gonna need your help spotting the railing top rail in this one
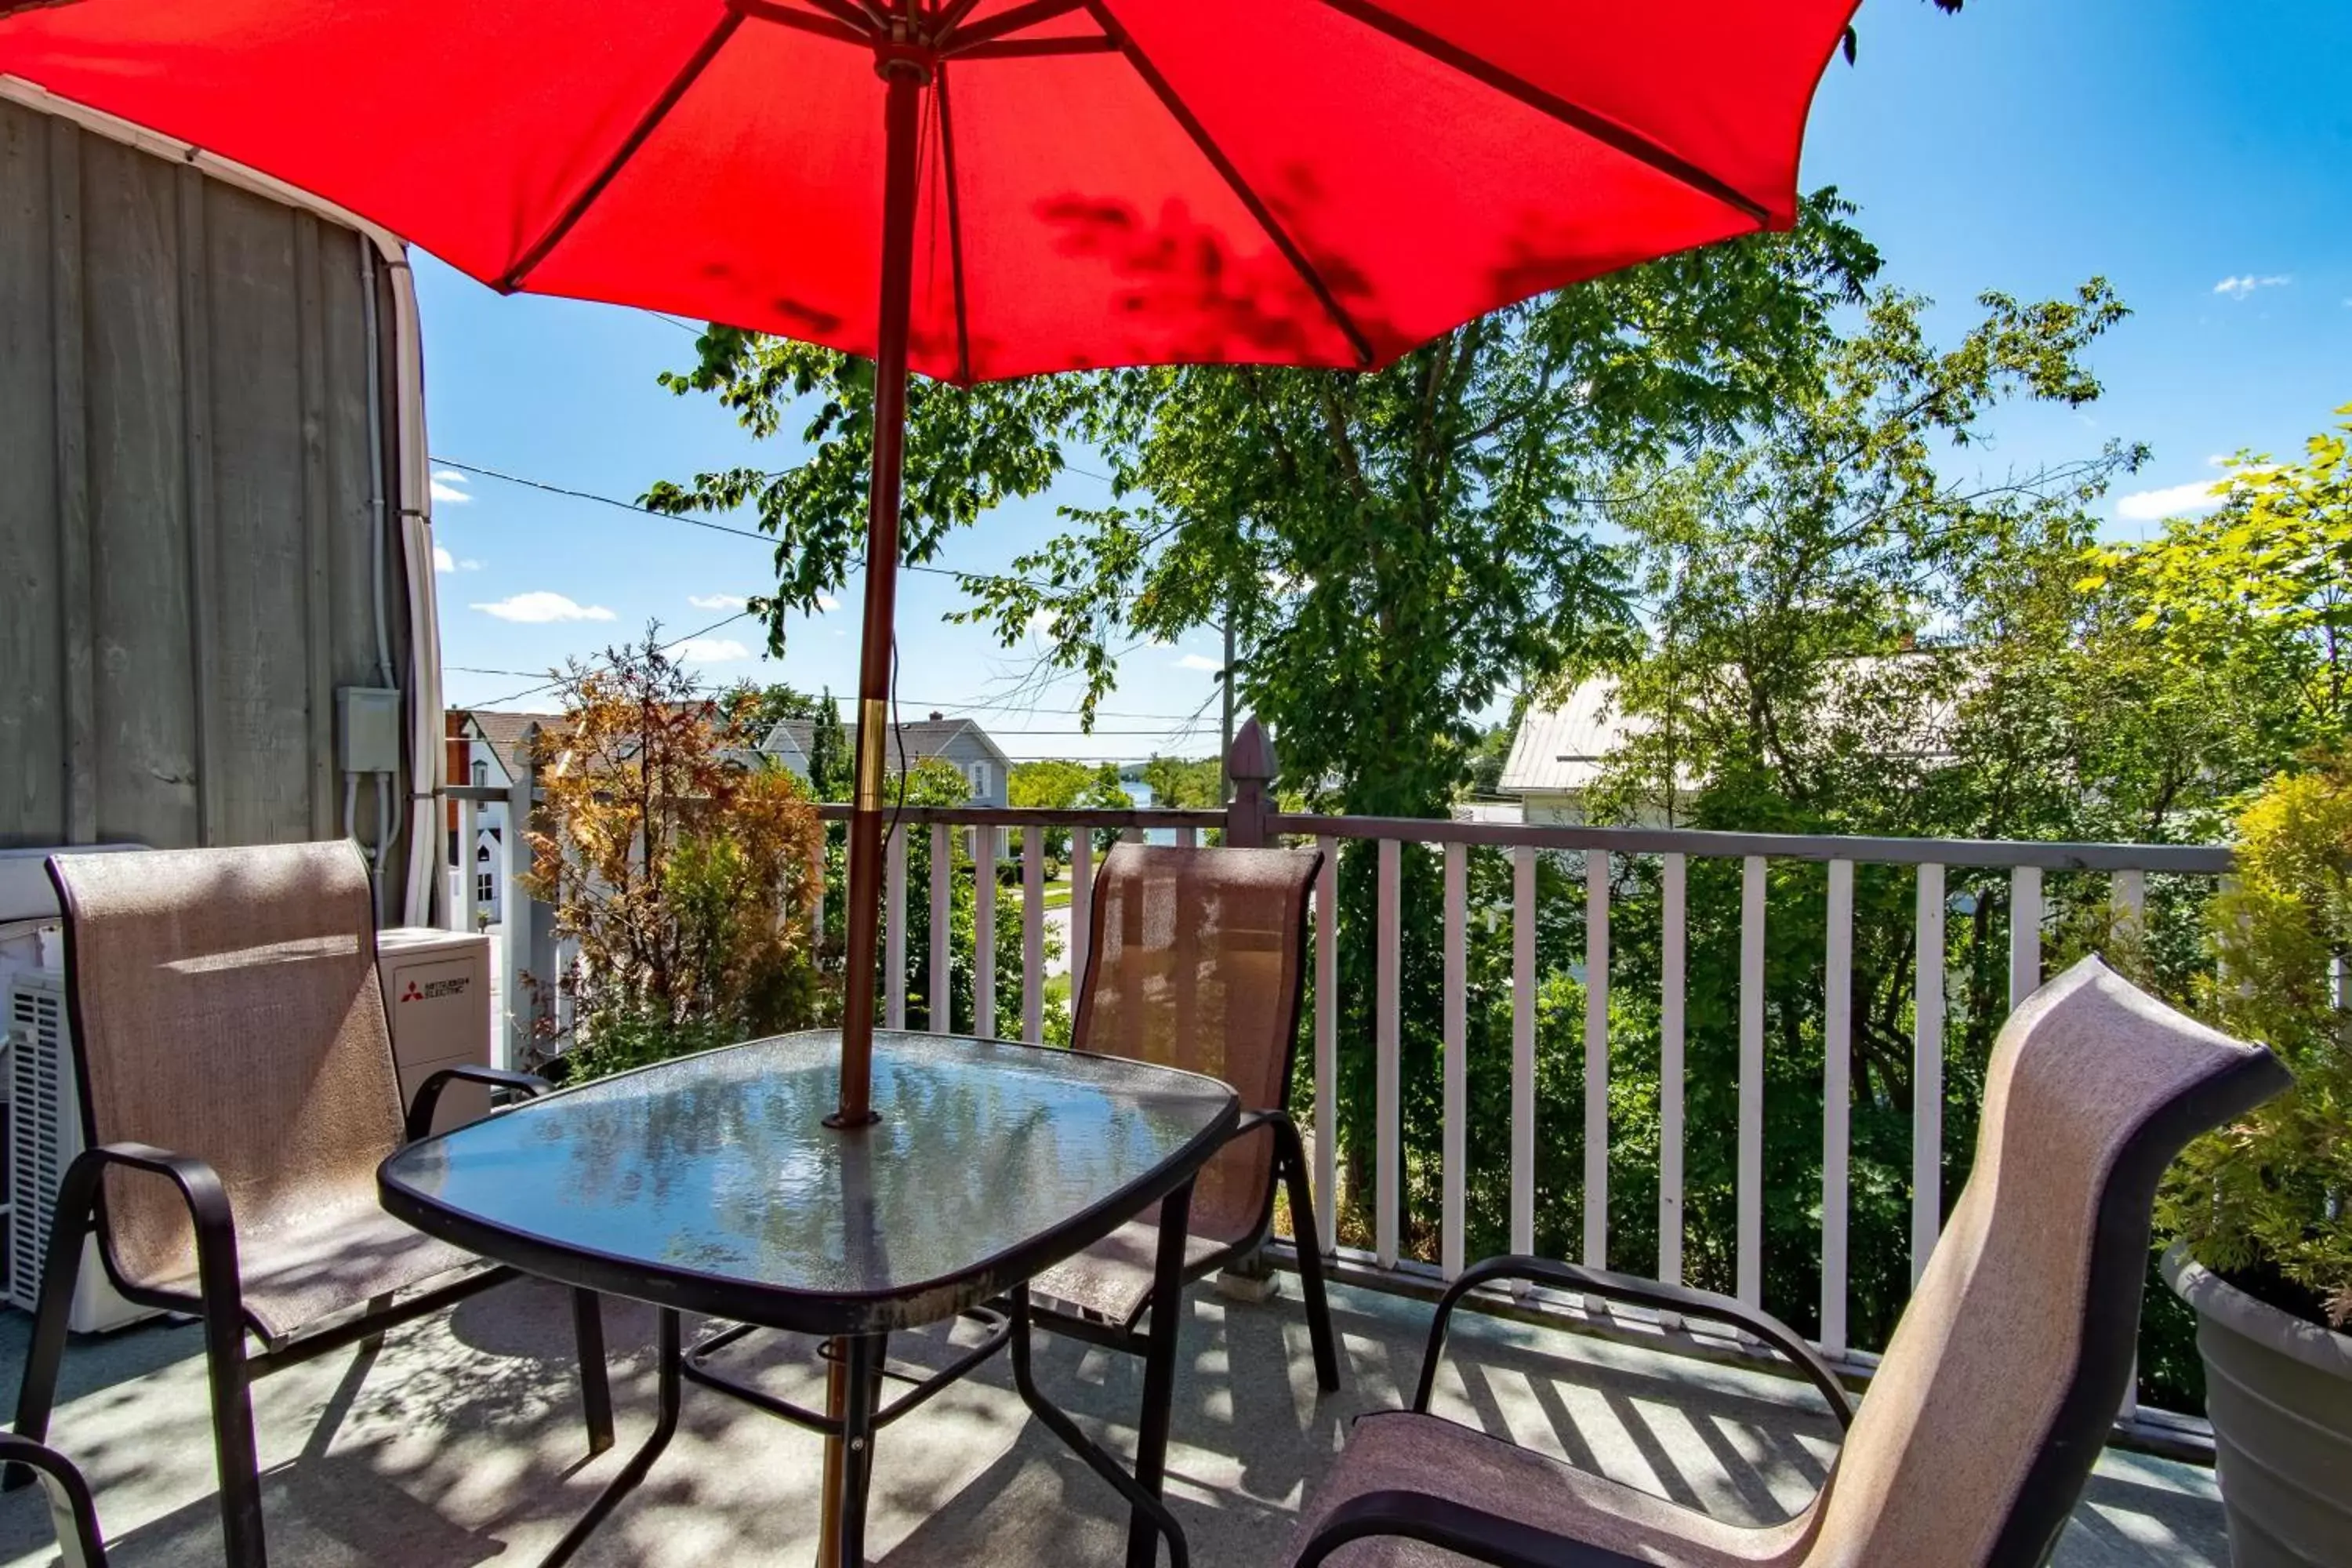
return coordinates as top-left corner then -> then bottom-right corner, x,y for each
1264,812 -> 2234,873
808,803 -> 1231,830
444,784 -> 510,804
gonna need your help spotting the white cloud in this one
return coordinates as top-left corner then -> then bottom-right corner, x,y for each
430,468 -> 472,504
471,591 -> 615,623
672,637 -> 752,663
816,593 -> 842,612
2212,274 -> 2289,299
1174,652 -> 1221,672
2114,478 -> 2229,522
687,593 -> 746,612
434,546 -> 482,573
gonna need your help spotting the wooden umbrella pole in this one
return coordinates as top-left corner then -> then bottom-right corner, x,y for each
832,49 -> 926,1131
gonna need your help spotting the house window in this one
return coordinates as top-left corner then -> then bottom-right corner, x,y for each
471,759 -> 488,788
967,760 -> 993,798
476,871 -> 495,906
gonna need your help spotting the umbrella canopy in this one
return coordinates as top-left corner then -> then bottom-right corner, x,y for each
0,0 -> 1855,384
1,0 -> 1860,1126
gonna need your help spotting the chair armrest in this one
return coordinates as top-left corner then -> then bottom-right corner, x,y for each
1416,1256 -> 1855,1432
1293,1489 -> 1650,1568
67,1142 -> 241,1308
0,1435 -> 109,1568
405,1065 -> 554,1142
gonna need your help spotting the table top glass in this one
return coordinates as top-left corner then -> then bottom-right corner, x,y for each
378,1030 -> 1237,1333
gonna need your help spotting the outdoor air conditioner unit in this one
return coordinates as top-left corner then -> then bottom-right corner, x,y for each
377,927 -> 495,1134
5,971 -> 158,1334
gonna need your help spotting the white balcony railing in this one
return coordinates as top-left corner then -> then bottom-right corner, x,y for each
441,739 -> 2233,1448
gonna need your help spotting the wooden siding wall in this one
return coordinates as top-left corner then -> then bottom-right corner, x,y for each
0,99 -> 415,908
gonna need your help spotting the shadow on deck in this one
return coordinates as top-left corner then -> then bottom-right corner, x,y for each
0,1276 -> 2224,1566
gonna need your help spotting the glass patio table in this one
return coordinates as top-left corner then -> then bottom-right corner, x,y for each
379,1029 -> 1237,1568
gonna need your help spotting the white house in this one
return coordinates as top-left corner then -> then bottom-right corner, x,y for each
445,710 -> 568,924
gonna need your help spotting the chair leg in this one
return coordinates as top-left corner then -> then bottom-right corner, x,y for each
1275,1131 -> 1342,1392
568,1289 -> 615,1455
1126,1179 -> 1195,1568
0,1434 -> 111,1568
6,1155 -> 103,1490
198,1274 -> 267,1568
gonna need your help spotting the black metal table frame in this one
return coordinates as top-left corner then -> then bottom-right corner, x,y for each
379,1037 -> 1236,1568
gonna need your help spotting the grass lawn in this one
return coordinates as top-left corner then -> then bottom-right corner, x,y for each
1042,876 -> 1074,910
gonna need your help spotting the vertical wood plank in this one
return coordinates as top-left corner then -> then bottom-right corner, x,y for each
1822,858 -> 1853,1357
1442,841 -> 1467,1279
1913,862 -> 1945,1286
175,163 -> 220,847
0,101 -> 68,844
1174,824 -> 1197,849
974,823 -> 997,1039
1512,844 -> 1536,1259
929,822 -> 952,1033
1584,850 -> 1610,1270
294,212 -> 335,840
884,823 -> 906,1031
501,771 -> 533,1070
53,120 -> 96,844
2111,867 -> 2146,946
1738,855 -> 1766,1309
2009,865 -> 2043,1012
1022,822 -> 1044,1043
1314,835 -> 1338,1255
1375,836 -> 1401,1269
1659,854 -> 1686,1287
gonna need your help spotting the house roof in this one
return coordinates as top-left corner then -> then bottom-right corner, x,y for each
1500,677 -> 1643,794
761,716 -> 1004,769
462,710 -> 569,774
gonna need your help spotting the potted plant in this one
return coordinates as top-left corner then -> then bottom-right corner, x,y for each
2157,757 -> 2352,1567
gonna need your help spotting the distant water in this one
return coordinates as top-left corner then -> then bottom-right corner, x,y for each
1119,778 -> 1178,846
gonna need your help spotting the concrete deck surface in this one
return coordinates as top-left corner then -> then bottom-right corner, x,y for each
0,1276 -> 2227,1566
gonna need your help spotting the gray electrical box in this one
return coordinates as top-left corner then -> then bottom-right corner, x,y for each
336,687 -> 404,774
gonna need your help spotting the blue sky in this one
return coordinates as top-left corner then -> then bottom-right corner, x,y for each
427,0 -> 2352,760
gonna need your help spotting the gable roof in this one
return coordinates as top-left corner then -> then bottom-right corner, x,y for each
1501,677 -> 1643,794
761,716 -> 1005,770
462,710 -> 569,774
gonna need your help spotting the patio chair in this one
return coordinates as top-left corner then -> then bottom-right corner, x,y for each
0,1433 -> 110,1568
1018,843 -> 1339,1558
1283,955 -> 2289,1568
9,841 -> 614,1568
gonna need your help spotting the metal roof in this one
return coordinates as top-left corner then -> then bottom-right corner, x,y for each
1499,677 -> 1643,793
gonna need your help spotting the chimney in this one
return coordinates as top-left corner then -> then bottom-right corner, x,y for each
928,710 -> 943,722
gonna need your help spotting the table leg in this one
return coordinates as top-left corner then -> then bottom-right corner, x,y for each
1127,1179 -> 1194,1568
837,1334 -> 880,1567
541,1308 -> 681,1568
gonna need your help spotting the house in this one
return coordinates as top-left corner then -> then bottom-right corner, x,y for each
1503,657 -> 1964,826
442,710 -> 568,924
760,711 -> 1011,808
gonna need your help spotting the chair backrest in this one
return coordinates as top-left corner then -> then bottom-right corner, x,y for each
1803,956 -> 2288,1568
1073,843 -> 1321,1248
48,840 -> 406,1293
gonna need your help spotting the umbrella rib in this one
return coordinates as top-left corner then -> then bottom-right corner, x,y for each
1314,0 -> 1771,225
498,11 -> 749,292
1083,1 -> 1375,368
937,63 -> 975,384
943,0 -> 1087,52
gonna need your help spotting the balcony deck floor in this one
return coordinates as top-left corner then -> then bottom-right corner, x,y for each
0,1276 -> 2225,1566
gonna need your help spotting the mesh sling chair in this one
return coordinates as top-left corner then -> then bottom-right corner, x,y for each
1017,843 -> 1341,1564
1285,956 -> 2290,1568
9,841 -> 615,1568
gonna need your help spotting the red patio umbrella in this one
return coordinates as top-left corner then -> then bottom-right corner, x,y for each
0,0 -> 1860,1127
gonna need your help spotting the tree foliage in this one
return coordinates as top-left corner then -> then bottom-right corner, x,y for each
524,630 -> 825,1077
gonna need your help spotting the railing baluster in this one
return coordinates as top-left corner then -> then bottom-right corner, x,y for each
1376,836 -> 1402,1270
1659,852 -> 1686,1288
884,824 -> 906,1031
808,829 -> 826,941
2111,866 -> 2146,946
974,824 -> 997,1039
1442,841 -> 1467,1280
930,822 -> 952,1033
1822,858 -> 1853,1358
2009,865 -> 2042,1011
1022,826 -> 1044,1042
452,793 -> 477,931
1738,854 -> 1765,1310
1583,849 -> 1610,1271
1175,824 -> 1197,849
1913,862 -> 1945,1287
1072,829 -> 1094,998
1512,844 -> 1536,1261
502,775 -> 534,1071
1315,835 -> 1338,1256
